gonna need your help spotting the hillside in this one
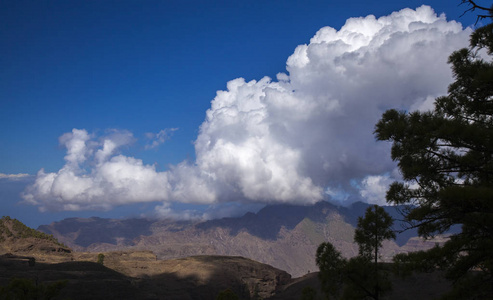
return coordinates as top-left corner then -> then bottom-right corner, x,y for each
0,251 -> 291,300
0,216 -> 454,299
0,216 -> 71,258
38,201 -> 443,277
0,217 -> 291,299
269,269 -> 452,300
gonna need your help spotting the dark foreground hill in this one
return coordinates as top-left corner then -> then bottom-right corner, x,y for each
0,251 -> 453,300
39,201 -> 447,277
270,268 -> 452,300
0,253 -> 291,300
0,217 -> 290,299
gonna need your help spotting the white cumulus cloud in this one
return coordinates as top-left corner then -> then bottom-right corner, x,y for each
24,6 -> 472,215
23,129 -> 171,211
359,174 -> 395,205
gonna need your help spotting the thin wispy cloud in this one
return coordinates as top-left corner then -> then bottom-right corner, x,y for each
23,6 -> 471,216
0,173 -> 32,181
145,128 -> 178,150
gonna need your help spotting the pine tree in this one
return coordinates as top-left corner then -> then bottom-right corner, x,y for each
353,205 -> 395,300
375,20 -> 493,298
316,205 -> 395,300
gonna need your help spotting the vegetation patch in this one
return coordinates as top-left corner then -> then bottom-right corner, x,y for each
0,216 -> 67,248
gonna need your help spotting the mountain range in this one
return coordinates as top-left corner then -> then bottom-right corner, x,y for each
38,201 -> 446,277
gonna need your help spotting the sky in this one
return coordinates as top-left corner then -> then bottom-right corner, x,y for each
0,0 -> 488,228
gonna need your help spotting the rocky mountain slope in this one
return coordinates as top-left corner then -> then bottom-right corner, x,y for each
0,216 -> 453,299
39,201 -> 443,277
0,216 -> 71,259
0,217 -> 291,299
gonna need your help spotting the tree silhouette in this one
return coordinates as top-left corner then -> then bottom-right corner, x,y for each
375,17 -> 493,298
316,205 -> 395,300
316,242 -> 346,299
353,205 -> 395,299
301,286 -> 317,300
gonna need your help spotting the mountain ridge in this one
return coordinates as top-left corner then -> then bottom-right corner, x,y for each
38,201 -> 438,277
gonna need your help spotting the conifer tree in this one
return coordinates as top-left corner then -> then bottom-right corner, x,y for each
375,14 -> 493,298
316,205 -> 395,300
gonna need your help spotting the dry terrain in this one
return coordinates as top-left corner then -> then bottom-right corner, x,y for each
39,201 -> 449,277
0,207 -> 456,299
1,216 -> 291,299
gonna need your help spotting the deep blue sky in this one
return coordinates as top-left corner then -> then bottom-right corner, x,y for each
0,0 -> 484,227
1,0 -> 480,174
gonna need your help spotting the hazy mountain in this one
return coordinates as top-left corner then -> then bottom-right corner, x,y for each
38,201 -> 441,277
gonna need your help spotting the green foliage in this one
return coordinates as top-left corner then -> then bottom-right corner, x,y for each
316,242 -> 346,299
354,205 -> 395,261
0,277 -> 67,300
97,253 -> 105,265
316,205 -> 395,300
216,288 -> 239,300
0,216 -> 66,248
300,286 -> 317,300
375,21 -> 493,298
393,245 -> 448,276
0,224 -> 9,242
343,256 -> 390,300
347,206 -> 394,300
0,217 -> 14,242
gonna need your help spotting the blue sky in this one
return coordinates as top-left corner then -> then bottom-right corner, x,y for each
0,1 -> 485,227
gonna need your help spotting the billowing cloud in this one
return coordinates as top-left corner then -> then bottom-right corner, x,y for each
192,5 -> 470,204
23,129 -> 171,211
24,6 -> 472,215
